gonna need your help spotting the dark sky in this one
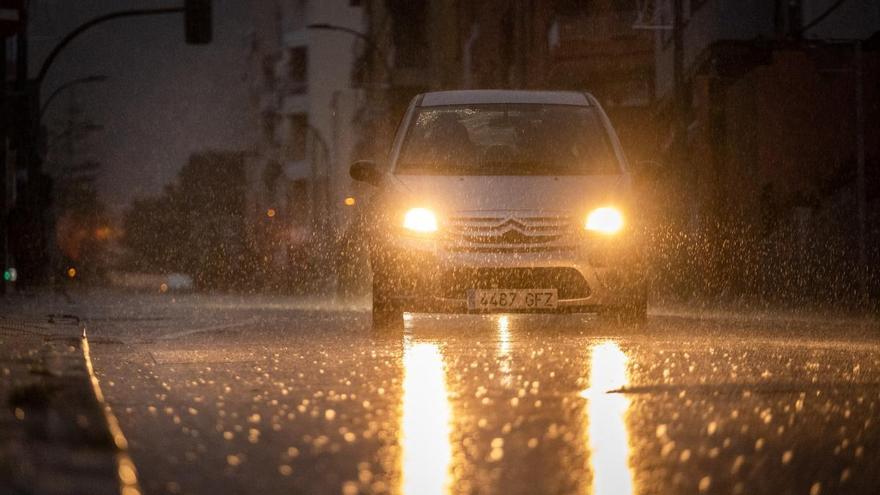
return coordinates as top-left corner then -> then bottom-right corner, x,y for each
30,0 -> 254,213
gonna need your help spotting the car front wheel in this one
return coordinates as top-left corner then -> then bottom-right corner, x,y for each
372,271 -> 404,331
602,300 -> 647,324
601,283 -> 648,324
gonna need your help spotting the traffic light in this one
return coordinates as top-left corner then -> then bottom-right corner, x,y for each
184,0 -> 212,44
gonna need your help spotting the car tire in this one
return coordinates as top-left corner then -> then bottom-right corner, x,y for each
372,271 -> 404,331
604,301 -> 647,324
601,286 -> 648,324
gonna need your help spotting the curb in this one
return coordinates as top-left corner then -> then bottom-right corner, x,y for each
0,313 -> 142,495
81,330 -> 143,495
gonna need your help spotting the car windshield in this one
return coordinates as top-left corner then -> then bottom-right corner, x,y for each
395,103 -> 619,175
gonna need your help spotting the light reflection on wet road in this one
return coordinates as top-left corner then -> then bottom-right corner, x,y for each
401,340 -> 452,495
584,342 -> 633,495
79,293 -> 879,495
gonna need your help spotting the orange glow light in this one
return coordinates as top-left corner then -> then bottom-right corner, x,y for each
266,208 -> 276,218
344,197 -> 356,206
67,267 -> 77,278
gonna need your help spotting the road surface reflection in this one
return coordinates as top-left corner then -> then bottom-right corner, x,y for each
397,318 -> 638,494
497,315 -> 513,386
583,341 -> 634,495
401,339 -> 453,494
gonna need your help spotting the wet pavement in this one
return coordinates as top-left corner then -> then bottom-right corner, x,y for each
70,291 -> 879,495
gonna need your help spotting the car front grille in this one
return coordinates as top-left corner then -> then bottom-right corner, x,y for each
444,212 -> 578,252
438,267 -> 591,300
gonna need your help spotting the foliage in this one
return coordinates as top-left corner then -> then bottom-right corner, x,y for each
121,151 -> 255,289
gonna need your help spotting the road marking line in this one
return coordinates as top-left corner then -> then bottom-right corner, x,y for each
82,329 -> 143,495
154,318 -> 260,341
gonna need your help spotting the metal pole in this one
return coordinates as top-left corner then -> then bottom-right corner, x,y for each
306,23 -> 392,87
15,17 -> 30,179
35,7 -> 184,88
19,5 -> 187,288
672,0 -> 688,219
854,41 -> 866,299
1,38 -> 7,293
39,75 -> 108,122
306,124 -> 330,226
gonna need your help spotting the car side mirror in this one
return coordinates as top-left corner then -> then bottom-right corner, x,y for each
350,160 -> 384,187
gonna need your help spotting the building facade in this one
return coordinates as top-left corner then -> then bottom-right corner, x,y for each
650,0 -> 880,298
246,0 -> 365,289
358,0 -> 657,162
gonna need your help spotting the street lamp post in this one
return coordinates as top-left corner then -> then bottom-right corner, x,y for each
306,23 -> 393,88
304,23 -> 395,287
39,75 -> 108,123
3,3 -> 212,292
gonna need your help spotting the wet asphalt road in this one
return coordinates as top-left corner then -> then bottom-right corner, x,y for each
74,292 -> 879,495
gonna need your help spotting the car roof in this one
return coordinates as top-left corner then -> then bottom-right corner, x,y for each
419,90 -> 593,107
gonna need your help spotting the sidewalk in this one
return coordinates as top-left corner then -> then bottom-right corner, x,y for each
1,292 -> 135,495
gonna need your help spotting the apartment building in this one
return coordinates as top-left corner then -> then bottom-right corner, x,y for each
647,0 -> 880,298
358,0 -> 657,161
651,0 -> 879,226
246,1 -> 364,287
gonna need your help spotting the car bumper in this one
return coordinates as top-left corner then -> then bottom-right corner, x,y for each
373,234 -> 645,313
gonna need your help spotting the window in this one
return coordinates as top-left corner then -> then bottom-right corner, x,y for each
553,0 -> 633,16
388,0 -> 429,68
287,46 -> 307,94
262,112 -> 279,144
690,0 -> 708,15
262,54 -> 276,90
282,114 -> 308,162
282,0 -> 307,32
287,179 -> 309,226
554,0 -> 590,16
397,104 -> 618,176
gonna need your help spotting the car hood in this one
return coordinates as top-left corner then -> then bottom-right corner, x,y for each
389,174 -> 628,214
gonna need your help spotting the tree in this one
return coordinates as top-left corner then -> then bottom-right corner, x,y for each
121,151 -> 253,289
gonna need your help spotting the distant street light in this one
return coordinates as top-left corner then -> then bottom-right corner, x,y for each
39,75 -> 109,122
306,23 -> 393,88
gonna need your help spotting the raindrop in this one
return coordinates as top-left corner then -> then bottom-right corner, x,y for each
698,476 -> 711,492
781,450 -> 793,464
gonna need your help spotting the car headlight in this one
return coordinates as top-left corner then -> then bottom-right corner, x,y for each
403,207 -> 438,233
585,207 -> 624,234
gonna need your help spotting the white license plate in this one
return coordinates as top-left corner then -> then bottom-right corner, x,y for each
467,289 -> 558,311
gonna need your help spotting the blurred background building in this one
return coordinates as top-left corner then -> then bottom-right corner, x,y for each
357,0 -> 656,162
649,0 -> 880,299
3,0 -> 878,302
349,0 -> 879,302
245,0 -> 364,290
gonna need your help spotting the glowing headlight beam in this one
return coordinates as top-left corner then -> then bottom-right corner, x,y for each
403,208 -> 439,233
585,207 -> 624,235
